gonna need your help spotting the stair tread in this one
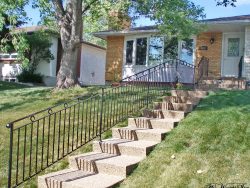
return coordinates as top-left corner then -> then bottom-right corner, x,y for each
131,117 -> 179,122
135,128 -> 171,134
95,138 -> 158,148
43,169 -> 95,182
96,155 -> 143,166
42,169 -> 124,188
67,173 -> 124,188
93,138 -> 132,145
118,140 -> 158,148
73,152 -> 117,162
115,127 -> 171,133
150,118 -> 179,122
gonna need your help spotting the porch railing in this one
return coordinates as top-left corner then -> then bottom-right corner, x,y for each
6,59 -> 195,188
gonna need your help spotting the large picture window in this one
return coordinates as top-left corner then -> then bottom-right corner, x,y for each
124,36 -> 194,66
148,37 -> 163,65
164,37 -> 178,61
136,38 -> 147,65
179,39 -> 194,64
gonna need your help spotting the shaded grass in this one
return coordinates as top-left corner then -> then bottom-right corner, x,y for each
0,84 -> 103,187
0,81 -> 30,91
120,90 -> 250,188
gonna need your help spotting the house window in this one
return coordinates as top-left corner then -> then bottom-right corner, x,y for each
164,37 -> 178,61
148,37 -> 163,65
136,38 -> 147,65
228,38 -> 240,57
126,40 -> 133,65
179,39 -> 194,64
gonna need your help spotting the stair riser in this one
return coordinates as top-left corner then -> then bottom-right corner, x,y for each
38,177 -> 51,188
112,128 -> 137,140
112,128 -> 167,143
92,142 -> 154,157
171,90 -> 207,98
128,118 -> 176,130
69,157 -> 97,173
153,110 -> 186,120
93,142 -> 120,155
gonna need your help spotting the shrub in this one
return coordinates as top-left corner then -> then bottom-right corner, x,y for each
17,69 -> 43,83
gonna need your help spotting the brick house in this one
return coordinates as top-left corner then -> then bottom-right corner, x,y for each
93,14 -> 250,84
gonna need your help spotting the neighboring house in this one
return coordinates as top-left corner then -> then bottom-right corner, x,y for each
93,14 -> 250,84
0,26 -> 106,86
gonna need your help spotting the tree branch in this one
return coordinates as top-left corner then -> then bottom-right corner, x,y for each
52,0 -> 65,18
82,0 -> 99,15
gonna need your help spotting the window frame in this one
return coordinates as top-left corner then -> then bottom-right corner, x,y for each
123,35 -> 196,67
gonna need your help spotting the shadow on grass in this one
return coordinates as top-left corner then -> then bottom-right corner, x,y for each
0,81 -> 31,91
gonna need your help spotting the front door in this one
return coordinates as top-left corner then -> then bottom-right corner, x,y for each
222,33 -> 244,77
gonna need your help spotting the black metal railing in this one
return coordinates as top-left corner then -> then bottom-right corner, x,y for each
121,59 -> 196,85
197,56 -> 209,84
5,58 -> 196,187
238,56 -> 244,78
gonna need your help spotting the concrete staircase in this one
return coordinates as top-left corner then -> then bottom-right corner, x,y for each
38,90 -> 207,188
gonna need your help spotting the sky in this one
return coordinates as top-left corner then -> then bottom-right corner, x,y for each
24,0 -> 250,27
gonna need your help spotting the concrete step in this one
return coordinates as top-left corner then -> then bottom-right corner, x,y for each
112,127 -> 170,143
156,102 -> 194,112
171,90 -> 207,98
38,169 -> 124,188
95,155 -> 143,178
128,117 -> 178,129
69,152 -> 117,173
93,138 -> 157,157
152,109 -> 187,120
162,96 -> 200,105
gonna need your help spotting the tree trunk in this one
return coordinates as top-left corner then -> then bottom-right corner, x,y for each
56,48 -> 78,88
55,0 -> 83,88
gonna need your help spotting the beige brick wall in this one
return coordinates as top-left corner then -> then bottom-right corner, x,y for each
105,36 -> 124,81
195,32 -> 222,77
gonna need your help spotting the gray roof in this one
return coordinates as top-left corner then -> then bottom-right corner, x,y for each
93,14 -> 250,39
203,14 -> 250,22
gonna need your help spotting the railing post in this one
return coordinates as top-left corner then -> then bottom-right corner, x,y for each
146,69 -> 150,108
99,88 -> 105,142
7,123 -> 13,188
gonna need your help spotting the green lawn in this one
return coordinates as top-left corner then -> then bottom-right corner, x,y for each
120,90 -> 250,187
0,81 -> 103,187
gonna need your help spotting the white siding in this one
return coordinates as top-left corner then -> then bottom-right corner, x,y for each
79,44 -> 106,85
36,36 -> 58,77
244,26 -> 250,80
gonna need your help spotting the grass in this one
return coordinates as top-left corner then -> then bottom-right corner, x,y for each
119,90 -> 250,188
0,81 -> 29,91
0,81 -> 103,187
0,81 -> 165,188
